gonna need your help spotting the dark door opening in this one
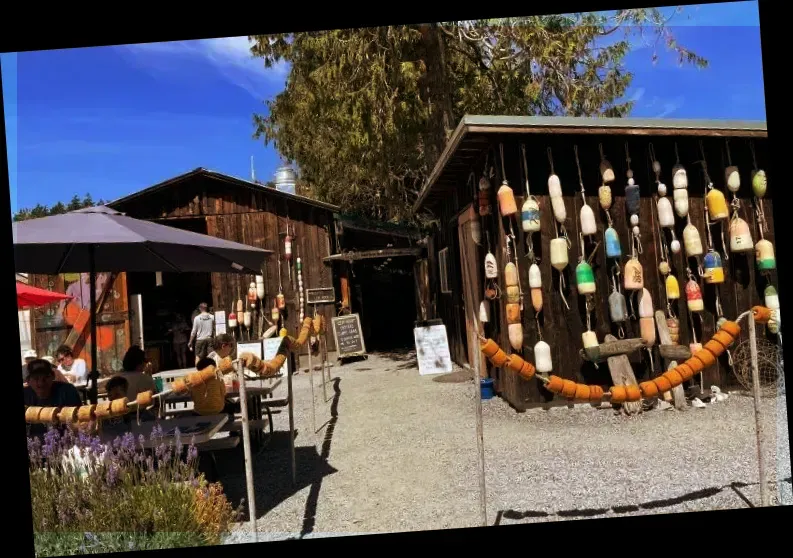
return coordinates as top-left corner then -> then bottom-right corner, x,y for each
350,257 -> 418,353
126,218 -> 214,371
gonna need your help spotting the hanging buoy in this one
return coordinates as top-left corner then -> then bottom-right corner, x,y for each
582,330 -> 598,349
752,170 -> 767,198
504,262 -> 519,287
598,185 -> 612,211
659,261 -> 671,276
667,317 -> 680,344
471,220 -> 482,244
625,182 -> 641,217
666,275 -> 681,300
765,285 -> 781,333
703,251 -> 725,284
657,182 -> 667,197
624,258 -> 644,291
479,301 -> 490,324
248,282 -> 258,307
508,324 -> 523,351
683,224 -> 704,258
605,227 -> 622,259
600,160 -> 615,184
755,239 -> 776,271
706,189 -> 729,221
271,301 -> 279,322
284,235 -> 293,261
506,303 -> 521,324
236,298 -> 244,314
673,189 -> 689,218
729,216 -> 754,253
479,175 -> 491,191
657,197 -> 675,228
228,312 -> 238,329
690,342 -> 703,355
673,164 -> 688,189
276,293 -> 286,310
478,190 -> 491,217
580,204 -> 597,236
725,166 -> 741,193
498,181 -> 518,217
549,174 -> 566,223
535,340 -> 552,374
550,238 -> 569,271
576,261 -> 596,295
685,280 -> 704,312
506,286 -> 521,304
485,252 -> 498,279
256,275 -> 265,299
521,196 -> 541,233
638,288 -> 656,346
243,311 -> 252,328
608,290 -> 628,324
529,264 -> 543,313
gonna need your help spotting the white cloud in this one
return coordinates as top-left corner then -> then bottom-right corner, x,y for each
120,36 -> 289,98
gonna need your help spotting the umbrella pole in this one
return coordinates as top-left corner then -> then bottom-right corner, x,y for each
89,247 -> 99,405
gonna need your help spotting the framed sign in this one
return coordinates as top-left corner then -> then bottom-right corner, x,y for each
262,337 -> 289,377
331,313 -> 366,359
306,287 -> 336,305
413,324 -> 453,376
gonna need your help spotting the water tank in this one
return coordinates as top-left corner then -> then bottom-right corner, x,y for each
274,165 -> 297,195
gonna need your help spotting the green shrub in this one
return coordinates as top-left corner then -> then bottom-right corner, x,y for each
28,425 -> 241,556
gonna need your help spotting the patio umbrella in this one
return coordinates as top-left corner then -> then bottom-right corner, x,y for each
13,205 -> 272,399
17,281 -> 72,309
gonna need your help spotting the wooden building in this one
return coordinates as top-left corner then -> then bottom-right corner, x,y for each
100,167 -> 341,371
413,115 -> 771,410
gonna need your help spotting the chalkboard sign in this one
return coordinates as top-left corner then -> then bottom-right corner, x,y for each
306,287 -> 336,305
413,324 -> 453,376
331,314 -> 366,358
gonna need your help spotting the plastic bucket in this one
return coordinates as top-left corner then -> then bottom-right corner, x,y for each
480,378 -> 495,400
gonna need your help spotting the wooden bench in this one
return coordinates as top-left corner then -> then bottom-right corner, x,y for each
198,436 -> 240,453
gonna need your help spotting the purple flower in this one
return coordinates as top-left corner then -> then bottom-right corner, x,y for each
138,434 -> 146,448
105,462 -> 120,486
187,445 -> 198,463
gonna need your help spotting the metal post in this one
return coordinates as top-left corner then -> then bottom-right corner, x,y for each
88,247 -> 99,404
748,311 -> 771,507
236,360 -> 258,539
321,335 -> 329,402
308,343 -> 317,441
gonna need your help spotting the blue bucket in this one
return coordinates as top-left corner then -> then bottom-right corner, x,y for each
480,378 -> 495,400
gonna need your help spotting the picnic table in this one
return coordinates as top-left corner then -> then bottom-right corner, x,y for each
98,414 -> 228,449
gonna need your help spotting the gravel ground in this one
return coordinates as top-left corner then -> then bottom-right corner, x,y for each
219,349 -> 791,543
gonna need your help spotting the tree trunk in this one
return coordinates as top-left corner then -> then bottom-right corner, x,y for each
418,24 -> 456,172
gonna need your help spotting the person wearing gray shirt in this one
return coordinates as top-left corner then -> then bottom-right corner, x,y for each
188,302 -> 215,363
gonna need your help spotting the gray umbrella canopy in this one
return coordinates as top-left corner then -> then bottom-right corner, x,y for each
13,206 -> 272,274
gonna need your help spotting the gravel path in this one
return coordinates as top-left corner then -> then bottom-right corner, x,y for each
220,349 -> 791,543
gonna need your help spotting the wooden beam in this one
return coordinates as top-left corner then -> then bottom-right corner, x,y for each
324,247 -> 423,262
466,124 -> 768,138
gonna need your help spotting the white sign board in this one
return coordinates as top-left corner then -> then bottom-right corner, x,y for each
413,324 -> 453,376
263,337 -> 289,377
237,341 -> 262,379
214,311 -> 227,335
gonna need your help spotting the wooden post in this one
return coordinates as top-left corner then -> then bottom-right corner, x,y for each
288,352 -> 297,486
321,335 -> 329,402
236,360 -> 258,540
471,355 -> 488,527
308,341 -> 317,442
748,311 -> 770,506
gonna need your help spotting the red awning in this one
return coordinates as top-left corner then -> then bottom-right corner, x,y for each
17,281 -> 72,309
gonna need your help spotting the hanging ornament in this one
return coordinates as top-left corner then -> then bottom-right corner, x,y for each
747,140 -> 773,274
638,288 -> 656,346
529,263 -> 543,314
248,281 -> 258,309
497,143 -> 518,218
765,285 -> 781,334
599,143 -> 615,184
479,300 -> 490,324
608,275 -> 628,339
574,145 -> 597,237
256,275 -> 265,300
228,312 -> 238,329
755,239 -> 776,272
520,144 -> 541,235
547,147 -> 567,226
271,301 -> 280,323
547,147 -> 571,311
685,276 -> 704,313
534,340 -> 552,374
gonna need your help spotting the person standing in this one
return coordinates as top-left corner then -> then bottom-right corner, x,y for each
168,314 -> 191,369
188,302 -> 215,364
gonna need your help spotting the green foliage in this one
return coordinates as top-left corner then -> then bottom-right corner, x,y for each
14,193 -> 103,222
28,426 -> 240,556
250,9 -> 707,221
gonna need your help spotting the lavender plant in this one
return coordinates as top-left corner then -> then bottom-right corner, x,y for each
28,425 -> 240,556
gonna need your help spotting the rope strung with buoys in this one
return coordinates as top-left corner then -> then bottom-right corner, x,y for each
23,315 -> 328,426
478,306 -> 772,404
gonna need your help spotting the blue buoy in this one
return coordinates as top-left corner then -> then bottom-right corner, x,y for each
480,378 -> 495,400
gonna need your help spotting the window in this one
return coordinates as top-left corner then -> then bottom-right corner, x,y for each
438,247 -> 452,294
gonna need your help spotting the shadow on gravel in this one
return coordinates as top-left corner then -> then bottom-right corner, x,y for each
494,477 -> 793,525
377,349 -> 418,371
215,379 -> 343,523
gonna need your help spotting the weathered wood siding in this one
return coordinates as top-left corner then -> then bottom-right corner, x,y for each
111,175 -> 338,353
28,273 -> 130,374
426,134 -> 772,410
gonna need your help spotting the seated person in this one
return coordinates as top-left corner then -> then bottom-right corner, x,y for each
55,345 -> 88,387
102,376 -> 133,438
191,357 -> 228,417
22,349 -> 37,383
118,345 -> 158,400
24,359 -> 83,438
206,333 -> 237,380
42,356 -> 70,384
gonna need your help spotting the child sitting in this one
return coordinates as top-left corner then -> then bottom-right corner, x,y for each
102,376 -> 133,439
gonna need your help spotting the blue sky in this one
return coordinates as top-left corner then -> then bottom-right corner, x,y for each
1,1 -> 764,215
